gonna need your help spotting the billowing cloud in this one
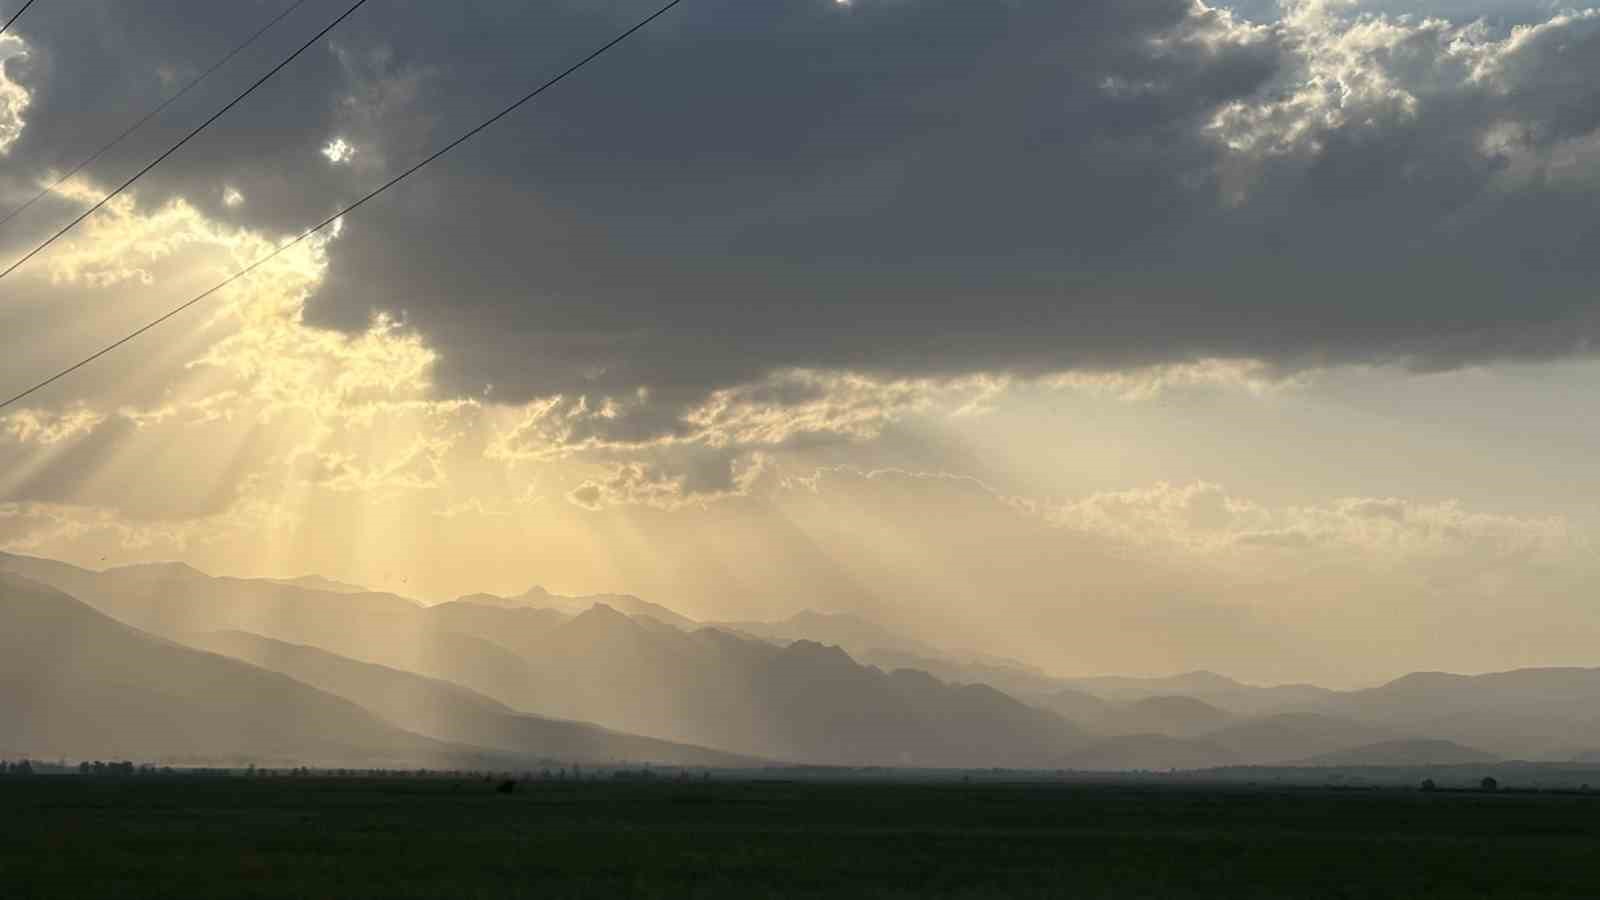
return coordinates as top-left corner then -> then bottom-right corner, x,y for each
0,35 -> 29,154
3,406 -> 105,445
564,453 -> 775,510
1039,479 -> 1574,565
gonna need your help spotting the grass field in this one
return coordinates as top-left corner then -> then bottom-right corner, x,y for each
2,776 -> 1596,898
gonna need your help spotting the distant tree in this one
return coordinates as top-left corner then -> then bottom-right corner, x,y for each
78,762 -> 91,776
15,760 -> 33,776
496,779 -> 517,795
1420,779 -> 1436,792
1480,776 -> 1499,792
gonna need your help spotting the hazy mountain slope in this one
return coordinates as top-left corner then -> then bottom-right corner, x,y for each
1060,671 -> 1336,716
1295,739 -> 1500,767
858,647 -> 1073,700
716,610 -> 1074,700
0,574 -> 480,767
1036,688 -> 1235,733
505,607 -> 1089,767
1202,713 -> 1403,765
721,610 -> 935,656
262,575 -> 374,595
1296,668 -> 1600,759
1037,687 -> 1116,725
0,552 -> 105,602
456,586 -> 698,630
1064,671 -> 1246,700
1099,696 -> 1235,738
1,555 -> 1085,766
1309,669 -> 1600,722
754,646 -> 1088,769
187,631 -> 757,766
0,553 -> 421,638
1038,690 -> 1234,738
421,602 -> 570,658
0,553 -> 538,709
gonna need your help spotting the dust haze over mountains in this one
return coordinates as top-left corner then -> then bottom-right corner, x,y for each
6,550 -> 1600,775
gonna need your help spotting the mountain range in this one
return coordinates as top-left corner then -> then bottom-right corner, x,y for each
0,573 -> 476,767
5,550 -> 1600,772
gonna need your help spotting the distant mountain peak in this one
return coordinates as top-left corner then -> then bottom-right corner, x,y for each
110,560 -> 208,579
264,574 -> 372,595
566,602 -> 637,630
781,639 -> 859,668
787,609 -> 862,624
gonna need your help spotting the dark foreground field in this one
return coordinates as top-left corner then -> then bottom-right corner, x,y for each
2,776 -> 1597,898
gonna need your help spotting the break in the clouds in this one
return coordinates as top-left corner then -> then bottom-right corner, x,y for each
5,0 -> 1600,422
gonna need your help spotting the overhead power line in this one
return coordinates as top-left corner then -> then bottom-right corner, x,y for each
0,0 -> 688,413
0,0 -> 373,286
1,0 -> 37,37
0,0 -> 314,232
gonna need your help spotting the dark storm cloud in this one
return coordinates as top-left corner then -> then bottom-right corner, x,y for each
7,1 -> 1600,408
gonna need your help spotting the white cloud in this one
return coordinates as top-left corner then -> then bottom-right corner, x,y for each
3,406 -> 106,446
1199,3 -> 1600,161
0,36 -> 30,155
1040,479 -> 1575,566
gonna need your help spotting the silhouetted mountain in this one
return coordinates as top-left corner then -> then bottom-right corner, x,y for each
3,554 -> 1092,766
1294,667 -> 1600,759
0,573 -> 485,768
262,575 -> 373,595
1062,734 -> 1239,771
714,610 -> 1077,701
1069,670 -> 1244,697
1060,671 -> 1335,716
16,550 -> 1600,771
721,610 -> 934,655
1202,713 -> 1403,765
186,630 -> 756,766
457,585 -> 697,630
421,601 -> 570,658
1038,686 -> 1117,725
1039,691 -> 1234,738
857,647 -> 1073,700
1294,739 -> 1499,767
0,551 -> 537,709
505,608 -> 1089,767
1101,696 -> 1234,737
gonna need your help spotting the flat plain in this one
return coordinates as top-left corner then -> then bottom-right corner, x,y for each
2,776 -> 1596,899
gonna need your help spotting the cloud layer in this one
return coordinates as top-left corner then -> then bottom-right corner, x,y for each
4,1 -> 1600,422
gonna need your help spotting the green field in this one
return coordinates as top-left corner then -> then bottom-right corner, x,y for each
2,776 -> 1596,898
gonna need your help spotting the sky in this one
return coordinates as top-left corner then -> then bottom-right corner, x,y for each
1,0 -> 1598,685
